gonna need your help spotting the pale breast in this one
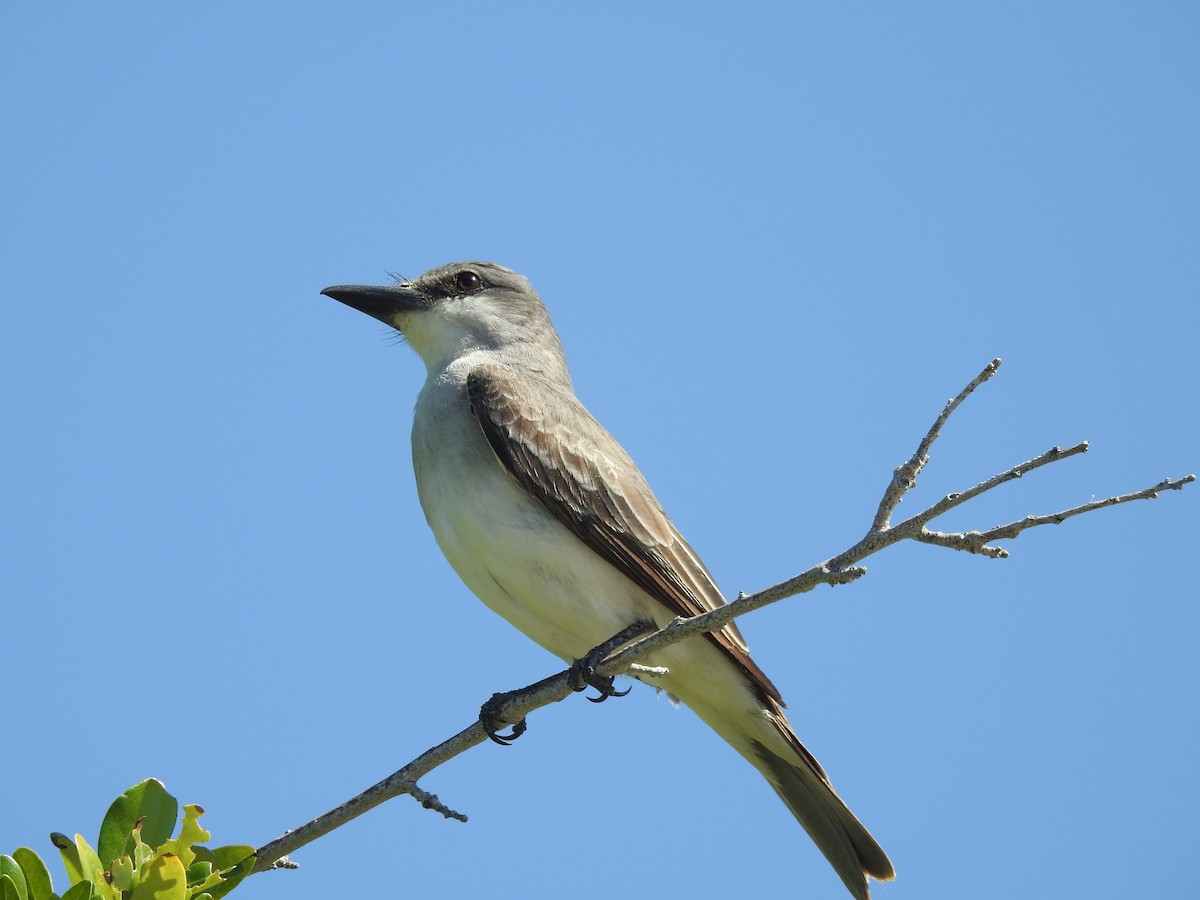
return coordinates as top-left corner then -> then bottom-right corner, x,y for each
411,372 -> 654,660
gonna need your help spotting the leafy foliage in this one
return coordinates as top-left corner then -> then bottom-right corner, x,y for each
2,780 -> 253,900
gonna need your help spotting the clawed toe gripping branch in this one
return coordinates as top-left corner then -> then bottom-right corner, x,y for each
251,357 -> 1192,875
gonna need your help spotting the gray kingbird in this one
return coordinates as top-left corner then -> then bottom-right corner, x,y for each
322,261 -> 894,899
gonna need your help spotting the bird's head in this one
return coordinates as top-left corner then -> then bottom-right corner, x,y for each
323,261 -> 567,378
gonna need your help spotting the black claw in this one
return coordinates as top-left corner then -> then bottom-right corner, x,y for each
586,679 -> 631,703
479,691 -> 528,745
569,647 -> 632,703
486,719 -> 527,745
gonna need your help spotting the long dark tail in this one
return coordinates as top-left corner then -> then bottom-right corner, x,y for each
751,729 -> 894,900
657,650 -> 893,898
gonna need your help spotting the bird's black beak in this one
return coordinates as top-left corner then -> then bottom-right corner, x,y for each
321,283 -> 429,325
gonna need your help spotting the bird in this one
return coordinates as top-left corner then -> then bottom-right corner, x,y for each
322,261 -> 894,899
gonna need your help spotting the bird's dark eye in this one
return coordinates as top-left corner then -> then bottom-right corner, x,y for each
454,270 -> 483,294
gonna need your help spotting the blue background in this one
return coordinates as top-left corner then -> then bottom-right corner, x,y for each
3,4 -> 1196,899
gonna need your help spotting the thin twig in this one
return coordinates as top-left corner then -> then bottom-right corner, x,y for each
899,442 -> 1090,533
871,357 -> 1002,532
628,663 -> 670,677
915,474 -> 1196,556
405,783 -> 468,822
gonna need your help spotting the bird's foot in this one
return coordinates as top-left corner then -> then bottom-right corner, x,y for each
479,691 -> 528,745
568,645 -> 632,704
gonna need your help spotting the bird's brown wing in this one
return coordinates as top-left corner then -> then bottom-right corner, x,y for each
466,363 -> 782,707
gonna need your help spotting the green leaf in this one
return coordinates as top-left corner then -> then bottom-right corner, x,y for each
108,856 -> 134,893
154,806 -> 209,871
184,860 -> 211,888
188,848 -> 249,872
98,780 -> 178,864
195,848 -> 253,900
131,827 -> 153,871
69,838 -> 113,900
0,858 -> 27,900
11,850 -> 52,900
128,854 -> 186,900
48,835 -> 82,885
60,882 -> 95,900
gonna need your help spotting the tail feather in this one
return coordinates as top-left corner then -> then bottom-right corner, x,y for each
752,735 -> 894,900
648,640 -> 892,898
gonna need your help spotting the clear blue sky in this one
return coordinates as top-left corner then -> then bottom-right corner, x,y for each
3,4 -> 1196,899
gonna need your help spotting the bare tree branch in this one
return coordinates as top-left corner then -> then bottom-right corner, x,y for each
871,356 -> 1002,532
904,441 -> 1092,532
915,474 -> 1195,556
251,359 -> 1193,874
